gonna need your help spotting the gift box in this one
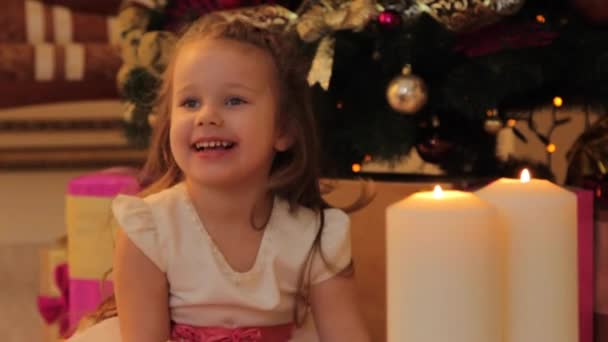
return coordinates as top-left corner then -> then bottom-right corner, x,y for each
595,202 -> 608,342
37,238 -> 68,342
572,188 -> 595,342
66,167 -> 140,332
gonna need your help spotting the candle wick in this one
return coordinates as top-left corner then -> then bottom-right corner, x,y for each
433,185 -> 443,199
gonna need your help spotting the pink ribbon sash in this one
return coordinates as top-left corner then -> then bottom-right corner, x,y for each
171,322 -> 294,342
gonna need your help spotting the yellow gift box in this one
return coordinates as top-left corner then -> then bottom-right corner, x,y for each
66,196 -> 118,280
65,168 -> 140,330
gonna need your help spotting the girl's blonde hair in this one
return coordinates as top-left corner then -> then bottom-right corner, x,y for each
87,7 -> 369,328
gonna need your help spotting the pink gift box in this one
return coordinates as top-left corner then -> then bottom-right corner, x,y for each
68,278 -> 114,331
572,188 -> 594,342
67,167 -> 140,197
67,167 -> 140,333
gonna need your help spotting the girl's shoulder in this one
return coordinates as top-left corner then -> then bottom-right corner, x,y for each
271,198 -> 352,284
110,182 -> 188,272
112,182 -> 186,215
272,197 -> 350,239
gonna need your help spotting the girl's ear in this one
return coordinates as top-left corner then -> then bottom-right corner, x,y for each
274,133 -> 294,152
274,116 -> 295,152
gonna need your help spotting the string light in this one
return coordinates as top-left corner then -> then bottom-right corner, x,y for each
352,163 -> 362,173
336,101 -> 344,109
507,119 -> 517,127
364,154 -> 372,162
553,96 -> 563,108
536,14 -> 546,24
546,143 -> 557,153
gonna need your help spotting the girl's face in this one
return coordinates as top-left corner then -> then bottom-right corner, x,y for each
169,38 -> 291,189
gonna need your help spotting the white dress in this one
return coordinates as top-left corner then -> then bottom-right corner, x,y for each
68,182 -> 351,341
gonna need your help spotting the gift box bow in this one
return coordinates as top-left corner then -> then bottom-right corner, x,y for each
37,263 -> 70,337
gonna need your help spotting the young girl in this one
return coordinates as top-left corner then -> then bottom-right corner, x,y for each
69,5 -> 370,342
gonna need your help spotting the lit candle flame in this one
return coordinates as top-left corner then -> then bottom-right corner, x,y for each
520,169 -> 531,183
433,185 -> 443,199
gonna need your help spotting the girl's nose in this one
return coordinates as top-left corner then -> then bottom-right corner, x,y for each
195,106 -> 224,127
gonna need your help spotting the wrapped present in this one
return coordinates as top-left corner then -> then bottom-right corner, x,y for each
596,202 -> 608,342
572,188 -> 595,342
66,167 -> 140,332
2,0 -> 119,44
37,238 -> 68,342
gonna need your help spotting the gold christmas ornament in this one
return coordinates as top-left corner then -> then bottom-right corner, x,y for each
386,65 -> 428,114
484,117 -> 503,134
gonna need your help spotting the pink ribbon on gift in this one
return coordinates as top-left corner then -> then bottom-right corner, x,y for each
37,263 -> 70,337
68,279 -> 114,331
67,167 -> 140,197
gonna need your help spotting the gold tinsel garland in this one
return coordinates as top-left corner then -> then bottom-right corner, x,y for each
116,0 -> 525,119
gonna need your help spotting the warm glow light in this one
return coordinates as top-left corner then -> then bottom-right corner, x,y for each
546,143 -> 557,153
433,185 -> 443,199
352,163 -> 362,173
507,119 -> 517,127
536,14 -> 546,23
364,154 -> 372,162
520,169 -> 531,183
553,96 -> 563,107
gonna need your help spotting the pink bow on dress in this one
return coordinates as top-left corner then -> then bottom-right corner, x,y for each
172,324 -> 263,342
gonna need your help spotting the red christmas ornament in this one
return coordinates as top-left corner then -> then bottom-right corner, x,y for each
415,136 -> 454,164
573,0 -> 608,25
378,10 -> 401,29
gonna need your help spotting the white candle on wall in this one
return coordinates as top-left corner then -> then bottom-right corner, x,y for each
386,186 -> 504,342
476,170 -> 578,342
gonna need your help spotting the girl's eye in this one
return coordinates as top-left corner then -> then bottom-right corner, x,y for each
180,98 -> 201,109
225,97 -> 247,107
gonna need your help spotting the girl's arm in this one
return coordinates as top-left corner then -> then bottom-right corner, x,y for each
114,229 -> 171,342
310,267 -> 371,342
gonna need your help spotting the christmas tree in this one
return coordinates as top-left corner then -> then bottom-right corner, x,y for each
117,0 -> 608,184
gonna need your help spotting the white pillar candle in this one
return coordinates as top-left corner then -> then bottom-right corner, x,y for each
386,186 -> 504,342
476,170 -> 578,342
